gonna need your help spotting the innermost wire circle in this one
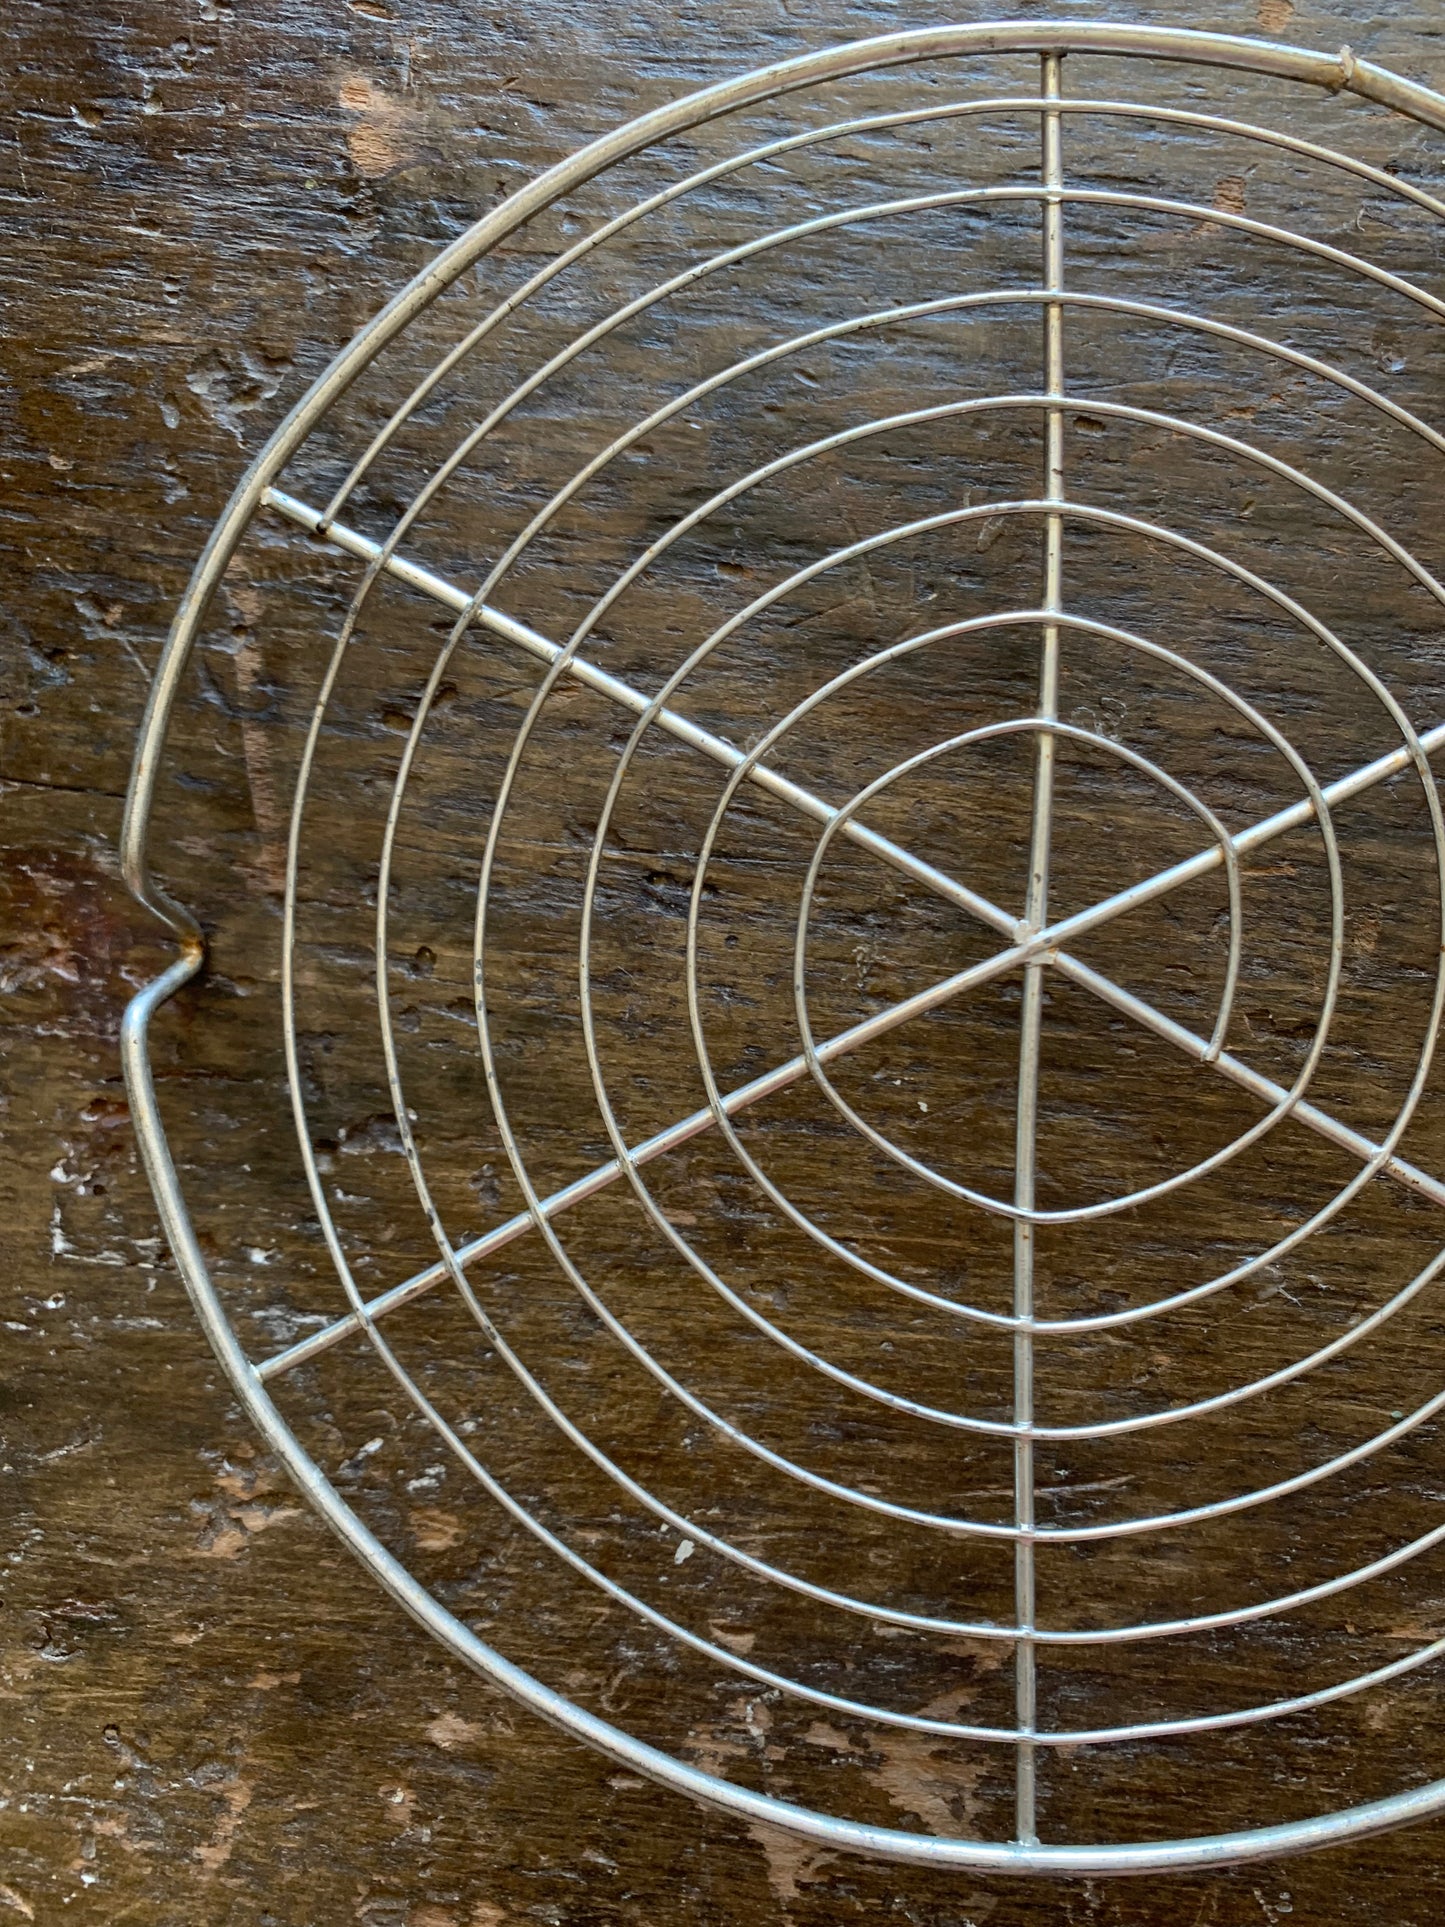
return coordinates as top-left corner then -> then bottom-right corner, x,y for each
791,714 -> 1246,1222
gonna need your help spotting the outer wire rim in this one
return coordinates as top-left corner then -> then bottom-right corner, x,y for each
120,22 -> 1445,1874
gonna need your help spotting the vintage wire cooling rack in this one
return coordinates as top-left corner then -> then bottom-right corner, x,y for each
121,21 -> 1445,1874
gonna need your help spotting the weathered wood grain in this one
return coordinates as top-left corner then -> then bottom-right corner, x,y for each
8,1 -> 1445,1921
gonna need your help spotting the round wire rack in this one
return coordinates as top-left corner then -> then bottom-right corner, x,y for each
123,21 -> 1445,1874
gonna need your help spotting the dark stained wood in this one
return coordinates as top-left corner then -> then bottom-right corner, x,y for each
8,1 -> 1445,1921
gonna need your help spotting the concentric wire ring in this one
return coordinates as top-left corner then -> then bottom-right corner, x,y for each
122,22 -> 1445,1873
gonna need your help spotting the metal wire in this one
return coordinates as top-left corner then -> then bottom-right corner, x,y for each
122,22 -> 1445,1874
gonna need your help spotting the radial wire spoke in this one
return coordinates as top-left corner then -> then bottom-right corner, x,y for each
1010,52 -> 1063,1841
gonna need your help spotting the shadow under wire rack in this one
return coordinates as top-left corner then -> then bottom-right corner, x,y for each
123,21 -> 1445,1873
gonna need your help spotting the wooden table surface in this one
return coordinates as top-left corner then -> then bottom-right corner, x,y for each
7,0 -> 1445,1920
